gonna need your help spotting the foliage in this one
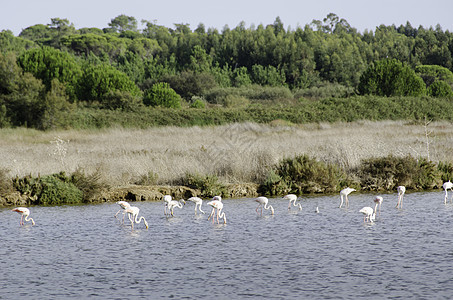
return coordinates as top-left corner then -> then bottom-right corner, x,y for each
162,71 -> 217,100
357,155 -> 438,191
260,154 -> 346,195
181,173 -> 226,197
12,173 -> 83,205
416,65 -> 453,86
358,58 -> 426,96
17,46 -> 82,100
77,63 -> 141,101
143,82 -> 181,108
427,80 -> 453,97
38,174 -> 83,205
437,161 -> 453,183
101,90 -> 144,111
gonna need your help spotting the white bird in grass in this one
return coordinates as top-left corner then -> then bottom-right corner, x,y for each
339,187 -> 356,208
255,196 -> 274,216
396,186 -> 406,209
359,207 -> 375,223
187,197 -> 205,214
207,198 -> 226,224
167,199 -> 186,217
442,181 -> 453,204
374,196 -> 383,216
114,201 -> 131,224
125,206 -> 149,229
283,194 -> 302,210
12,207 -> 35,226
163,195 -> 173,215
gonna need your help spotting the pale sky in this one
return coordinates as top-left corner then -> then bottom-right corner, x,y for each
2,0 -> 452,35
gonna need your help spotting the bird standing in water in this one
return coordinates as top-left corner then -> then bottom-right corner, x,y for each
339,187 -> 356,208
12,207 -> 35,226
283,194 -> 302,210
396,186 -> 405,209
255,196 -> 274,216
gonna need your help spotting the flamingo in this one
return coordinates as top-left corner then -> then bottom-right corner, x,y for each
374,196 -> 383,216
114,201 -> 131,224
207,198 -> 226,224
255,196 -> 274,216
125,206 -> 149,229
12,207 -> 35,226
359,207 -> 375,223
396,186 -> 405,208
163,195 -> 172,215
283,194 -> 302,210
339,187 -> 356,208
187,197 -> 205,214
443,181 -> 453,204
167,199 -> 186,217
315,207 -> 319,213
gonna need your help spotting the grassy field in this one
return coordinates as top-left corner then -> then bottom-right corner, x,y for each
1,120 -> 452,188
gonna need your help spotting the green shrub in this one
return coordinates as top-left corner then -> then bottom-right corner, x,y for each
437,161 -> 453,183
143,82 -> 181,108
357,155 -> 438,191
181,172 -> 226,197
263,154 -> 346,195
258,169 -> 290,196
38,175 -> 83,205
189,97 -> 206,109
427,80 -> 453,97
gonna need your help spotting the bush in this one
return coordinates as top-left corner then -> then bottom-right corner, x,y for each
143,82 -> 181,108
181,173 -> 226,197
261,154 -> 346,195
38,175 -> 83,205
136,171 -> 159,186
357,155 -> 438,191
437,161 -> 453,183
358,58 -> 426,97
427,80 -> 453,97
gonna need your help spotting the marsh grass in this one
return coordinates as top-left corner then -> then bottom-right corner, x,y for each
1,121 -> 452,188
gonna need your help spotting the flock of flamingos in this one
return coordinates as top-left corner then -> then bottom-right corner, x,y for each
10,181 -> 453,228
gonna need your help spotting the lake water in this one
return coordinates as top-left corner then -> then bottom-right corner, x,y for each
2,191 -> 453,299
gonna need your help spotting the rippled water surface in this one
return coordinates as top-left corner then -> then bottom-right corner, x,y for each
2,191 -> 453,299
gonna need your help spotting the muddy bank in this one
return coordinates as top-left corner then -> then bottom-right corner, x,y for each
0,183 -> 260,207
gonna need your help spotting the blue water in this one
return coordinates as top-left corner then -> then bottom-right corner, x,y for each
1,191 -> 453,299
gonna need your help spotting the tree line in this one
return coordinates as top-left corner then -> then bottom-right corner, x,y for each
0,13 -> 453,129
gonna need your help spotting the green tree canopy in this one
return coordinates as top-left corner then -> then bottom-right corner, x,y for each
17,46 -> 82,100
77,63 -> 141,101
358,58 -> 426,96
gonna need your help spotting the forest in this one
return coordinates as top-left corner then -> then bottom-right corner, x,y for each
0,13 -> 453,130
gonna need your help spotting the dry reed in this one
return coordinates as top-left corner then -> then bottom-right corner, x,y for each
1,120 -> 452,186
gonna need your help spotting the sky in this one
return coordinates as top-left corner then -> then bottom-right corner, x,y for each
2,0 -> 453,35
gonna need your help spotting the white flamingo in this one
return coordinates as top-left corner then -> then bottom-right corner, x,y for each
359,207 -> 375,223
443,181 -> 453,204
125,206 -> 149,229
163,195 -> 172,215
187,197 -> 205,214
283,194 -> 302,210
207,198 -> 226,224
114,201 -> 131,224
396,186 -> 405,208
339,187 -> 356,208
167,199 -> 186,217
12,207 -> 35,226
207,196 -> 222,220
255,196 -> 274,216
374,196 -> 383,216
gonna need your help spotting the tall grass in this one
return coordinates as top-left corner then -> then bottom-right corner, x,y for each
0,121 -> 452,189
